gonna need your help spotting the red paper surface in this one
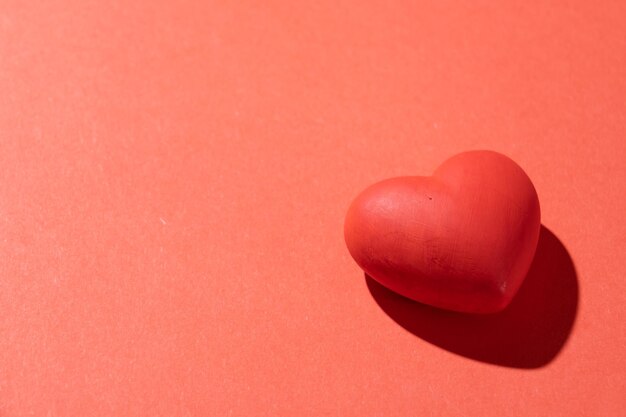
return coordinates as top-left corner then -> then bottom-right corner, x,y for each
0,1 -> 625,416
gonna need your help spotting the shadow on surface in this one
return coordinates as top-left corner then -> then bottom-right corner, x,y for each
366,226 -> 578,368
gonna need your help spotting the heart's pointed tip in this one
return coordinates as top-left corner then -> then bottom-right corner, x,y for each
365,272 -> 516,315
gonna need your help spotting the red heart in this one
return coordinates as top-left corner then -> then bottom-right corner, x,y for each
345,151 -> 541,314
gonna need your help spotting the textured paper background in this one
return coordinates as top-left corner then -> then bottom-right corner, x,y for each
0,1 -> 624,416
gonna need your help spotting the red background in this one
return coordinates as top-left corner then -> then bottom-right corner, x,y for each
1,1 -> 625,415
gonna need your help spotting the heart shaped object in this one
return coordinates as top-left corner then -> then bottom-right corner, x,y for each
345,151 -> 541,314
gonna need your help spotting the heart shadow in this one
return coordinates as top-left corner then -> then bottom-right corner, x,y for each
365,225 -> 578,368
